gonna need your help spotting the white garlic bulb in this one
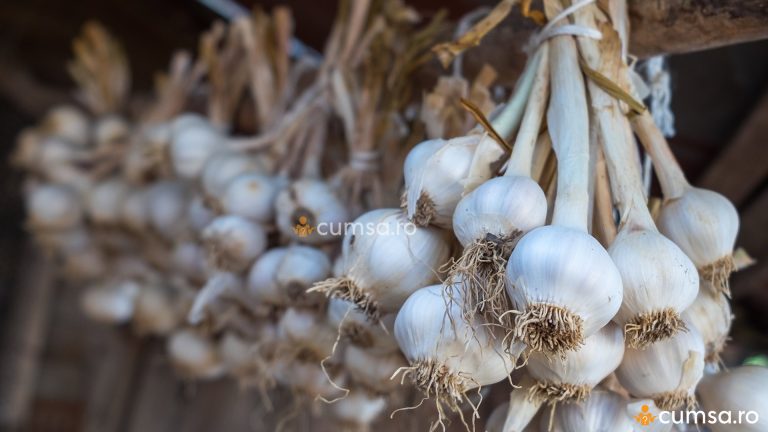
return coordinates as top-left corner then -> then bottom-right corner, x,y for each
186,195 -> 216,234
616,323 -> 705,411
26,184 -> 84,231
697,366 -> 768,432
41,105 -> 90,146
326,298 -> 400,354
247,247 -> 289,306
201,215 -> 266,271
505,225 -> 623,356
169,114 -> 224,179
609,226 -> 699,348
527,323 -> 624,404
81,280 -> 139,324
273,360 -> 346,400
275,178 -> 349,244
331,390 -> 387,428
682,287 -> 732,365
403,135 -> 480,228
312,208 -> 450,320
172,241 -> 209,283
277,308 -> 337,361
657,187 -> 739,296
394,284 -> 516,413
94,115 -> 130,147
200,150 -> 262,202
167,329 -> 224,379
344,345 -> 407,394
275,245 -> 331,304
133,285 -> 179,336
187,272 -> 251,325
146,181 -> 188,239
120,187 -> 149,231
86,178 -> 129,225
545,389 -> 634,432
222,173 -> 285,223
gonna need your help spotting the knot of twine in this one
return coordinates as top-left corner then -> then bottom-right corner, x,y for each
525,0 -> 602,54
350,151 -> 380,172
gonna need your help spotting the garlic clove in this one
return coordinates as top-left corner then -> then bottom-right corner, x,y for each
26,183 -> 84,231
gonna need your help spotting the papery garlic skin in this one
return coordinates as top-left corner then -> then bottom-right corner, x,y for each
167,329 -> 224,379
697,366 -> 768,432
169,114 -> 223,180
609,227 -> 699,348
201,215 -> 266,272
27,184 -> 84,231
546,389 -> 634,432
527,323 -> 624,403
682,287 -> 732,365
505,225 -> 623,356
87,178 -> 129,225
275,179 -> 349,244
395,285 -> 515,411
404,135 -> 480,228
616,324 -> 705,411
222,173 -> 284,223
313,208 -> 450,320
657,187 -> 739,295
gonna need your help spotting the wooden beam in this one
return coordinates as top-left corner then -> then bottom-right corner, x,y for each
733,187 -> 768,297
698,90 -> 768,206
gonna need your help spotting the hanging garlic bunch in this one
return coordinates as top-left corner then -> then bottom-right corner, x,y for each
632,112 -> 739,296
697,366 -> 768,432
544,389 -> 634,432
616,323 -> 705,410
682,286 -> 732,366
526,323 -> 624,405
275,178 -> 349,244
449,45 -> 549,330
505,30 -> 623,357
311,208 -> 450,321
394,284 -> 517,418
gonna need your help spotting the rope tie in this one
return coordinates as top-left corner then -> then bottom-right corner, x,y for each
350,150 -> 380,172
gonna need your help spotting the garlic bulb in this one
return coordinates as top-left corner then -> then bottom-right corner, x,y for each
616,323 -> 705,410
41,105 -> 90,146
218,332 -> 257,376
326,298 -> 400,354
172,241 -> 209,283
120,188 -> 149,231
146,181 -> 189,239
94,115 -> 130,147
633,113 -> 739,296
275,245 -> 331,304
275,178 -> 349,244
188,272 -> 253,325
27,184 -> 84,231
133,284 -> 179,336
247,247 -> 289,306
344,345 -> 407,394
331,390 -> 387,428
87,178 -> 129,225
201,215 -> 266,271
527,323 -> 624,404
312,208 -> 450,320
222,173 -> 285,223
169,114 -> 224,179
545,389 -> 634,432
403,135 -> 479,228
505,34 -> 623,357
81,280 -> 139,324
697,366 -> 768,432
277,308 -> 337,361
394,284 -> 516,414
200,150 -> 261,202
167,329 -> 224,379
682,287 -> 732,365
186,195 -> 216,234
273,360 -> 346,400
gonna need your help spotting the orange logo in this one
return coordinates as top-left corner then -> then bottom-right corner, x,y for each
293,215 -> 315,238
634,404 -> 656,426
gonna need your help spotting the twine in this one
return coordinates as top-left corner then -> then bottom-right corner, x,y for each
349,150 -> 381,172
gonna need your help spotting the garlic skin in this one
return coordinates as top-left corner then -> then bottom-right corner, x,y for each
505,225 -> 623,356
41,105 -> 90,146
527,323 -> 624,404
344,345 -> 407,394
167,329 -> 224,379
403,135 -> 480,228
682,287 -> 732,365
616,323 -> 705,411
27,184 -> 84,231
81,280 -> 139,324
331,391 -> 387,428
394,284 -> 516,411
169,114 -> 224,180
697,366 -> 768,432
609,227 -> 699,348
275,178 -> 349,244
87,178 -> 129,225
222,173 -> 285,223
200,151 -> 261,201
313,208 -> 450,320
657,187 -> 739,296
247,247 -> 289,306
201,215 -> 266,272
546,389 -> 634,432
146,181 -> 189,239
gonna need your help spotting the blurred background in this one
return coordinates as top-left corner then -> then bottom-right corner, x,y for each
0,0 -> 767,431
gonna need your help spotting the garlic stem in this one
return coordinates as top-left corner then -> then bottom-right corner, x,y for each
548,34 -> 590,232
631,111 -> 691,199
490,46 -> 543,140
505,42 -> 550,178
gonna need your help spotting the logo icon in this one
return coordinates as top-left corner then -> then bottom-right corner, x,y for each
634,404 -> 656,426
293,215 -> 315,238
